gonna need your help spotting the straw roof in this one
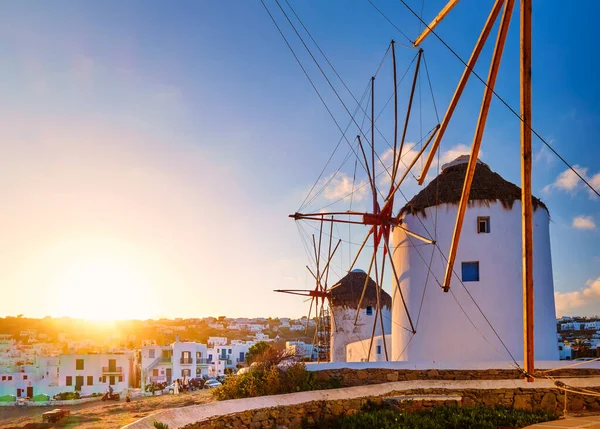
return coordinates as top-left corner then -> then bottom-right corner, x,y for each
330,270 -> 392,309
399,156 -> 548,218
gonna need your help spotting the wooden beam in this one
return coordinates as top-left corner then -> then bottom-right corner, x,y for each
394,49 -> 423,183
395,224 -> 435,245
418,0 -> 506,185
391,40 -> 399,189
521,0 -> 534,383
442,0 -> 515,292
414,0 -> 461,47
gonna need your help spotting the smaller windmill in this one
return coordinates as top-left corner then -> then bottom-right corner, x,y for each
274,218 -> 341,362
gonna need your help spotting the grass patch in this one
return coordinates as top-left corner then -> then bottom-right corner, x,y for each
308,405 -> 557,429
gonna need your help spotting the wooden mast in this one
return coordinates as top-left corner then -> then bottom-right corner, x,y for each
418,0 -> 505,185
521,0 -> 534,382
442,0 -> 515,292
413,0 -> 461,47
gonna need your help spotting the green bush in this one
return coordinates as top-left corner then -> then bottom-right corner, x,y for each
52,391 -> 80,401
212,361 -> 340,400
153,422 -> 169,429
307,405 -> 557,429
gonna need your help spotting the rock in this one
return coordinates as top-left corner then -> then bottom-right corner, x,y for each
426,370 -> 439,377
539,392 -> 557,412
357,370 -> 368,380
514,395 -> 532,411
569,396 -> 585,412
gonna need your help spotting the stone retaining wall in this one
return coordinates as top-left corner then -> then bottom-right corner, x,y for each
311,368 -> 600,387
184,387 -> 600,429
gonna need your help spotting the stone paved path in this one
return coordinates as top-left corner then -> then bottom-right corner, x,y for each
527,415 -> 600,428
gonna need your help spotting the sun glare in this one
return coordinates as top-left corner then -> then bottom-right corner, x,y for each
52,256 -> 155,321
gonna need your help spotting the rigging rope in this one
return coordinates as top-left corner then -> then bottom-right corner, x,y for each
260,0 -> 370,193
274,0 -> 392,182
377,0 -> 600,198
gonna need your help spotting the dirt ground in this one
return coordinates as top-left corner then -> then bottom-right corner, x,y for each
0,390 -> 215,428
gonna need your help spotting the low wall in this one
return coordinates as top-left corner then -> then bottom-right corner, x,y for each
185,387 -> 600,428
125,377 -> 600,429
310,367 -> 600,387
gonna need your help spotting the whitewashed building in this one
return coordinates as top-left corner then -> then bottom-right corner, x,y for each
347,335 -> 392,362
141,339 -> 210,388
330,270 -> 392,362
392,157 -> 558,362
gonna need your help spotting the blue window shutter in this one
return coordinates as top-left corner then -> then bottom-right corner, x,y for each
461,262 -> 480,282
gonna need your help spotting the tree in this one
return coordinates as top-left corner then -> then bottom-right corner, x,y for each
245,341 -> 274,365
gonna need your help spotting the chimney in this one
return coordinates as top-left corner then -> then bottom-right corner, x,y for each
176,335 -> 180,343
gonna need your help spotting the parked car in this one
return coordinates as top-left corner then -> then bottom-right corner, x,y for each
204,379 -> 222,389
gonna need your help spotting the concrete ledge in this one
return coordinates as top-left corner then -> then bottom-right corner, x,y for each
123,377 -> 600,429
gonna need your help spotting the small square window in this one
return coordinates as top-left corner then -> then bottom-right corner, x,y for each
23,375 -> 27,380
149,349 -> 155,359
66,376 -> 72,386
477,216 -> 490,233
76,359 -> 84,370
366,306 -> 373,316
462,262 -> 480,282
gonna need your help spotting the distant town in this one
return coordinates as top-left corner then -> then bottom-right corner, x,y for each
0,315 -> 317,399
0,315 -> 598,400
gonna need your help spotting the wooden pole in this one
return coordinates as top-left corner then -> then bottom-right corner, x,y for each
521,0 -> 534,382
391,40 -> 399,183
414,0 -> 461,47
442,0 -> 515,292
394,49 -> 423,181
418,0 -> 505,185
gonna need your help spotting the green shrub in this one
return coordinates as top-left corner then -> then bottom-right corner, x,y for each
212,361 -> 340,400
52,392 -> 80,401
307,405 -> 557,429
153,422 -> 169,429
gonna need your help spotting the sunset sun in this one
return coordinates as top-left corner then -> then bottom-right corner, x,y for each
53,256 -> 155,321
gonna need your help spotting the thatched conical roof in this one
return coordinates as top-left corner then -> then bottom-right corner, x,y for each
399,156 -> 548,217
330,270 -> 392,309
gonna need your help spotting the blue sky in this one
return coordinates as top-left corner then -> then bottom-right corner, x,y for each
0,0 -> 597,319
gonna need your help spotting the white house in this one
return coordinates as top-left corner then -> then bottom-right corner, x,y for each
585,322 -> 600,331
57,352 -> 136,396
286,341 -> 316,360
347,335 -> 391,362
392,156 -> 559,362
141,339 -> 210,388
207,337 -> 228,347
559,343 -> 573,360
209,342 -> 255,376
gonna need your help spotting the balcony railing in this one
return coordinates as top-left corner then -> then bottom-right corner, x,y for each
160,356 -> 172,363
180,358 -> 193,364
218,355 -> 230,361
196,358 -> 210,365
236,358 -> 245,363
150,376 -> 167,382
102,366 -> 122,373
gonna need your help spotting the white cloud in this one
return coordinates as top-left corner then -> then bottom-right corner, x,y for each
440,144 -> 474,165
321,172 -> 368,203
543,165 -> 600,198
555,277 -> 600,316
572,215 -> 596,230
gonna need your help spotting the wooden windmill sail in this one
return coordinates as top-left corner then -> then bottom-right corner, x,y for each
274,218 -> 340,362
